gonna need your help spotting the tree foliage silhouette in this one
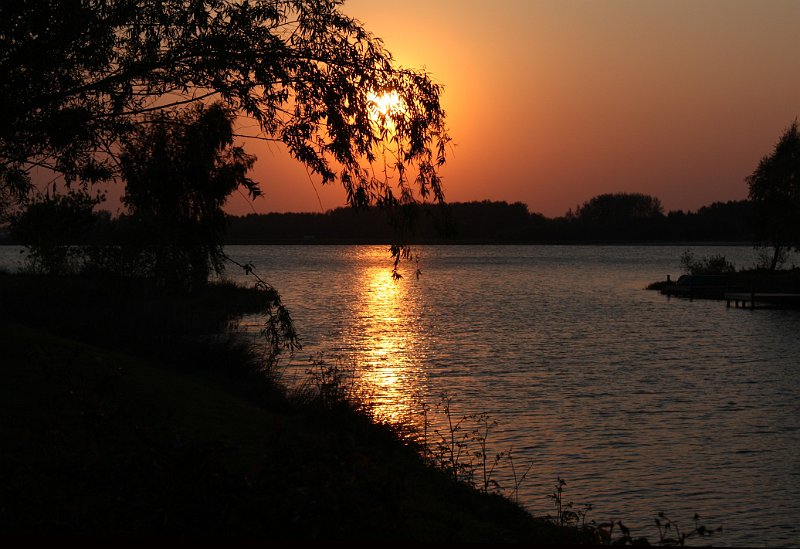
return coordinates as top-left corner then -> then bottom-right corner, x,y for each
0,0 -> 449,224
121,102 -> 258,291
568,193 -> 665,240
746,120 -> 800,270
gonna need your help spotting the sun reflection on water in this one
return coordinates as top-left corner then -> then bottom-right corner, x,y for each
348,256 -> 427,424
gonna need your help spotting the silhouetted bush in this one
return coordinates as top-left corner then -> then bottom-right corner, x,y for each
10,190 -> 104,274
680,249 -> 736,275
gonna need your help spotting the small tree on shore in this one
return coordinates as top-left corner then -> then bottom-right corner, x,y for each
121,102 -> 258,291
746,120 -> 800,270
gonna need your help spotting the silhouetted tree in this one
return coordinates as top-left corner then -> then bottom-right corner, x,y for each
0,1 -> 449,228
570,193 -> 665,240
665,201 -> 750,242
747,120 -> 800,270
120,102 -> 258,291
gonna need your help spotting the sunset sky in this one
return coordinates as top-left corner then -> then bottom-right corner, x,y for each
228,0 -> 800,218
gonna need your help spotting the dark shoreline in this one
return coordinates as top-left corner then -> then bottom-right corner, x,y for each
0,239 -> 753,245
0,273 -> 593,543
220,240 -> 753,246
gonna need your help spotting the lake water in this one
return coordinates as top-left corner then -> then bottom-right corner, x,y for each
3,244 -> 799,546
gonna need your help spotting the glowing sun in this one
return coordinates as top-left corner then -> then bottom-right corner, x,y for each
367,90 -> 405,123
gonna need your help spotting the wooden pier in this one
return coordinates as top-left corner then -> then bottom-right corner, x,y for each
724,292 -> 800,309
659,272 -> 800,309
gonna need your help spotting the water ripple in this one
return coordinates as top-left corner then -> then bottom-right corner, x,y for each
218,244 -> 799,547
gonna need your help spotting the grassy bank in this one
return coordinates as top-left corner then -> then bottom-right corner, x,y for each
0,274 -> 587,542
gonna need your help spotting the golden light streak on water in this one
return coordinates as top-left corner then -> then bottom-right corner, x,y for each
349,251 -> 426,424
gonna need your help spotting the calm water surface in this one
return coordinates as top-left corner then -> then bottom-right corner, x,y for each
3,244 -> 798,546
222,245 -> 799,547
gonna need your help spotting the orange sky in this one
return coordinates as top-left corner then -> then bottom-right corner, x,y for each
229,0 -> 800,218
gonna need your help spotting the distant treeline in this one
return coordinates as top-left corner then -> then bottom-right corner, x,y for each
224,193 -> 752,244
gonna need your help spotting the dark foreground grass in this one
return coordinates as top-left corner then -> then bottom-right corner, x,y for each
0,275 -> 588,542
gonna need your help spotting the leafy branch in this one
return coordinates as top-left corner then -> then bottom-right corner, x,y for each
223,252 -> 300,364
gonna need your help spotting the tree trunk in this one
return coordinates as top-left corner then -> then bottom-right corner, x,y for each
770,245 -> 783,271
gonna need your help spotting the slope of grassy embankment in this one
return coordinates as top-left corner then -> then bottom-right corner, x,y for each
0,273 -> 584,543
